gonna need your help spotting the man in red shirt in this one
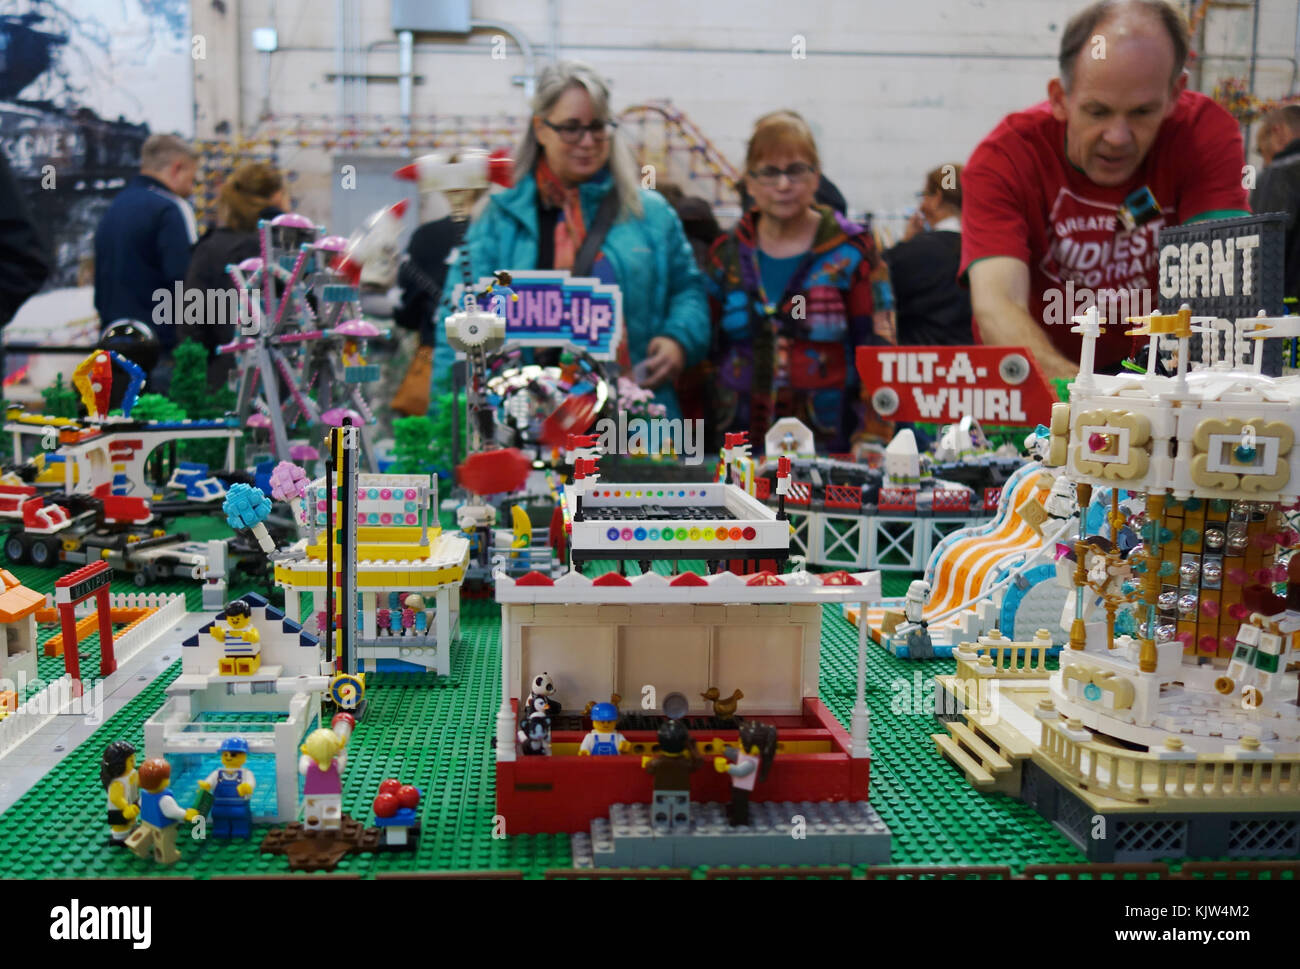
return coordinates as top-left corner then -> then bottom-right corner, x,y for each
961,0 -> 1250,380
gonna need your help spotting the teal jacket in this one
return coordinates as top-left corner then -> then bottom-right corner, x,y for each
434,170 -> 709,418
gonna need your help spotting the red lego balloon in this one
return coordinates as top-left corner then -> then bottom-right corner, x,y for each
397,785 -> 420,809
456,448 -> 531,495
378,778 -> 402,796
539,394 -> 598,446
373,793 -> 399,818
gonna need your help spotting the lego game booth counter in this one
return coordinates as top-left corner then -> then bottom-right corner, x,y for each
494,568 -> 882,832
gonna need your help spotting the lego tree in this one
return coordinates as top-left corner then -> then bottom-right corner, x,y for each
168,339 -> 238,468
40,373 -> 79,419
130,393 -> 187,423
168,340 -> 218,419
389,416 -> 440,475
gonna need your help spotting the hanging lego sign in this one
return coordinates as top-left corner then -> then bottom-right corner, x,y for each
450,271 -> 624,360
1156,213 -> 1286,376
856,346 -> 1055,426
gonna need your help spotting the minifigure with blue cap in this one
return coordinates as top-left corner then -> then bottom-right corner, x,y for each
578,701 -> 629,756
198,736 -> 257,839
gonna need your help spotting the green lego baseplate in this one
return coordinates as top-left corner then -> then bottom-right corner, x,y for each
0,553 -> 1249,879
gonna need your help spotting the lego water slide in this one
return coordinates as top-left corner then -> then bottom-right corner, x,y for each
858,461 -> 1064,637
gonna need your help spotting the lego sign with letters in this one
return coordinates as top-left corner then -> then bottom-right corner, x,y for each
856,346 -> 1055,427
1156,213 -> 1286,375
451,271 -> 624,361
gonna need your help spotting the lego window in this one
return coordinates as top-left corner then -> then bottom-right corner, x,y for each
1190,418 -> 1293,493
1070,409 -> 1151,481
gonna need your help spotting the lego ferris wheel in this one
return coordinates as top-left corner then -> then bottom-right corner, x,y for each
222,212 -> 387,470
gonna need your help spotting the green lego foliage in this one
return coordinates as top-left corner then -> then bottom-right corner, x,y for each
40,373 -> 80,419
167,339 -> 238,468
131,393 -> 187,423
388,416 -> 439,475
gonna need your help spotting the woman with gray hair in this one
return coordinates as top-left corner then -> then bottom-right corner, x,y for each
436,61 -> 708,417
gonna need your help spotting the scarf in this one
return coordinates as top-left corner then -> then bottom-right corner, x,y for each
535,157 -> 587,270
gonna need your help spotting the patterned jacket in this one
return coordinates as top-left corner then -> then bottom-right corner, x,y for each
705,205 -> 884,452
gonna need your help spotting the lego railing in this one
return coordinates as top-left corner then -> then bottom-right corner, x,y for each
1039,720 -> 1300,805
953,634 -> 1054,681
786,482 -> 812,506
931,488 -> 971,513
983,486 -> 1003,512
823,484 -> 862,510
877,487 -> 917,512
109,594 -> 186,669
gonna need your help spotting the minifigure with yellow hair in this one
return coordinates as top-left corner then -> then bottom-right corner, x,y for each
298,712 -> 355,831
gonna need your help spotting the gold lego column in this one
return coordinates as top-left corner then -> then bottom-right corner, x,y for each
1139,492 -> 1164,673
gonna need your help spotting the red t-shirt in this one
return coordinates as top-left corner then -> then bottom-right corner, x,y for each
960,91 -> 1248,368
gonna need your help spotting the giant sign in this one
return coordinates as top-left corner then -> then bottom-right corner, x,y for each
1156,213 -> 1286,375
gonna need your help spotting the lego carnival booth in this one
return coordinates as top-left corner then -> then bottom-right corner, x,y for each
2,0 -> 1300,925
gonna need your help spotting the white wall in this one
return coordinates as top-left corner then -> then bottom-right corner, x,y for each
216,0 -> 1300,238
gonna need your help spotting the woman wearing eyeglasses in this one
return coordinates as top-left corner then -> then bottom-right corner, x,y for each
435,61 -> 708,418
706,111 -> 894,454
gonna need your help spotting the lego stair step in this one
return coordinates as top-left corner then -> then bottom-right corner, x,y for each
944,720 -> 1013,774
933,731 -> 996,789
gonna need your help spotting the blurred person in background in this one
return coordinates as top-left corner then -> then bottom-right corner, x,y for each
705,110 -> 893,454
94,134 -> 199,358
435,61 -> 708,418
185,161 -> 289,386
885,163 -> 972,345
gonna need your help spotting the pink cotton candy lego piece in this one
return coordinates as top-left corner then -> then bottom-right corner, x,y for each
270,461 -> 310,502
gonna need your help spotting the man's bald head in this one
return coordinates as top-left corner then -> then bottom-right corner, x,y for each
1048,0 -> 1191,186
1059,0 -> 1190,93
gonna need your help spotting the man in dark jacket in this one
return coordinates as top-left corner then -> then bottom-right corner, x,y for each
0,148 -> 51,328
1252,105 -> 1300,302
93,134 -> 198,350
885,164 -> 973,345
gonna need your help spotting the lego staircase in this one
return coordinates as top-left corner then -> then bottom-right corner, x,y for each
933,711 -> 1033,796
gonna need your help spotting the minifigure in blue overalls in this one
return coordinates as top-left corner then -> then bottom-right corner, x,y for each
578,701 -> 629,756
198,736 -> 257,839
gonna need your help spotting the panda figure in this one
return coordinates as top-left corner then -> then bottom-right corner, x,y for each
517,714 -> 551,756
525,672 -> 562,720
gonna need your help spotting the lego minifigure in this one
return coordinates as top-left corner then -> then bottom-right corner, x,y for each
100,740 -> 139,846
713,721 -> 778,826
197,736 -> 256,839
578,701 -> 629,756
125,757 -> 199,865
641,719 -> 699,830
210,600 -> 262,676
525,671 -> 562,720
903,579 -> 933,660
299,726 -> 348,831
517,715 -> 551,756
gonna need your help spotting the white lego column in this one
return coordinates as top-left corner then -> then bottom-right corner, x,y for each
1070,307 -> 1102,397
849,603 -> 871,758
362,592 -> 377,639
435,586 -> 451,676
274,711 -> 299,823
496,601 -> 517,763
283,587 -> 299,623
